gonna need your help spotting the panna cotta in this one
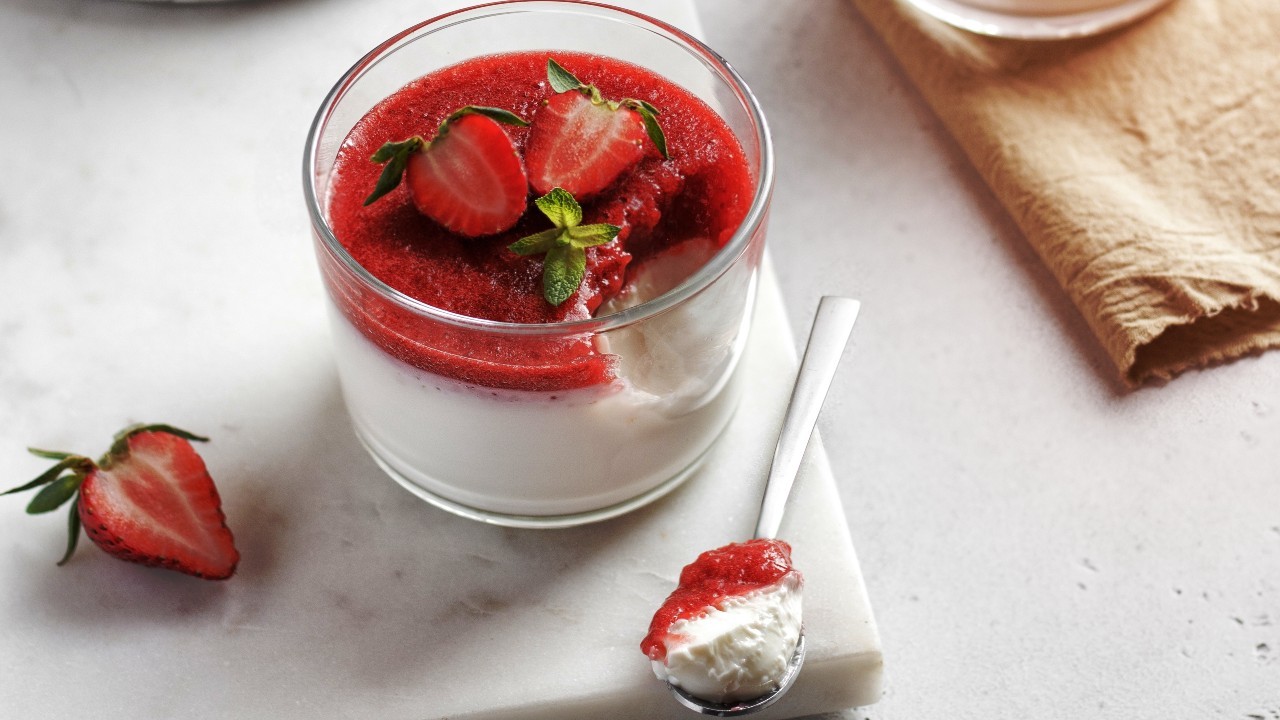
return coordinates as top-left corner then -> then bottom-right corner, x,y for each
305,5 -> 771,526
643,539 -> 804,703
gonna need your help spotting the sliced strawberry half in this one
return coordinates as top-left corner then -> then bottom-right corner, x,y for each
364,106 -> 530,237
525,58 -> 669,199
526,92 -> 649,198
3,424 -> 239,580
80,429 -> 239,579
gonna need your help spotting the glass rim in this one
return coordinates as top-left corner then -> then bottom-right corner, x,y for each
302,0 -> 773,337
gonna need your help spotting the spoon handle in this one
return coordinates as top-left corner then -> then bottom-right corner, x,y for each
753,296 -> 860,540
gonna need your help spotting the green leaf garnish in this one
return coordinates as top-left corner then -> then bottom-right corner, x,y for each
547,58 -> 584,93
3,457 -> 79,496
534,187 -> 583,228
106,423 -> 208,459
57,498 -> 80,567
363,105 -> 528,207
26,473 -> 83,515
364,137 -> 424,206
542,245 -> 581,307
509,228 -> 563,257
566,223 -> 621,248
445,105 -> 530,129
624,99 -> 668,160
27,448 -> 78,461
508,188 -> 620,306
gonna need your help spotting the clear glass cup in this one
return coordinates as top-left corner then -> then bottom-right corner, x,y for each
901,0 -> 1174,39
303,1 -> 772,528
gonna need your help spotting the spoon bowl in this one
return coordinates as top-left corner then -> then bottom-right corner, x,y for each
668,634 -> 806,717
665,296 -> 860,715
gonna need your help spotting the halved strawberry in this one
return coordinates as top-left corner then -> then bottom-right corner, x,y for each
3,424 -> 239,580
525,59 -> 669,199
364,106 -> 530,237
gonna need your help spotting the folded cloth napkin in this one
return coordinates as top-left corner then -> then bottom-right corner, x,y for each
850,0 -> 1280,386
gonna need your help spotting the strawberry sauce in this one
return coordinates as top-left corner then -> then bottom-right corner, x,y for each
641,539 -> 797,662
325,51 -> 753,391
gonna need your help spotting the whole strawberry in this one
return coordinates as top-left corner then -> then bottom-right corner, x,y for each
3,424 -> 239,580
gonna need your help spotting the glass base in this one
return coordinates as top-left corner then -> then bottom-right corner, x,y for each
352,422 -> 720,529
900,0 -> 1173,39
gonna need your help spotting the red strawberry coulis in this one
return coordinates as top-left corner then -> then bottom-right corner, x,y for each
325,51 -> 753,392
641,538 -> 797,662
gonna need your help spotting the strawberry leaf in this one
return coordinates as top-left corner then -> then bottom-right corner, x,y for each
107,423 -> 208,460
547,58 -> 584,93
509,228 -> 563,256
449,105 -> 529,128
26,473 -> 83,515
566,223 -> 620,249
3,457 -> 88,496
56,498 -> 80,567
625,99 -> 668,160
113,423 -> 209,444
543,245 -> 586,306
534,187 -> 583,228
27,448 -> 78,461
364,136 -> 425,206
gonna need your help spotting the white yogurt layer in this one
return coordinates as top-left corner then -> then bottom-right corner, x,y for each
652,573 -> 803,704
325,238 -> 755,518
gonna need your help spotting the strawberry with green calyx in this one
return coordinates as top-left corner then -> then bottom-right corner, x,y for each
525,58 -> 669,199
509,187 -> 621,306
364,105 -> 531,237
3,424 -> 239,580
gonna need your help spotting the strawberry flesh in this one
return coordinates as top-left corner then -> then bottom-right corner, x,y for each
78,431 -> 239,580
406,113 -> 528,237
526,91 -> 649,199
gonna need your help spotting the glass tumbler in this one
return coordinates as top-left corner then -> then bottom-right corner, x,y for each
303,1 -> 773,528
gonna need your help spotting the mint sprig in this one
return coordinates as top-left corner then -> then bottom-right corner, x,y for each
546,58 -> 669,160
509,188 -> 619,306
363,105 -> 528,206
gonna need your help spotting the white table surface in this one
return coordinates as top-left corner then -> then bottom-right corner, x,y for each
691,1 -> 1280,718
1,0 -> 1276,718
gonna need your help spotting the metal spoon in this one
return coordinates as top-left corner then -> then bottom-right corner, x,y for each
667,296 -> 861,717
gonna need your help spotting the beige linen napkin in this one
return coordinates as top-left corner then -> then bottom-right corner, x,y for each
850,0 -> 1280,386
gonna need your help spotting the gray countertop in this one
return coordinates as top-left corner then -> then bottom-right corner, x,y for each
0,0 -> 1275,717
692,1 -> 1279,717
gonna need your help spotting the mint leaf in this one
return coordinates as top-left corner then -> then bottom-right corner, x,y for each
365,136 -> 424,206
566,223 -> 620,249
534,187 -> 583,228
511,188 -> 616,306
543,245 -> 586,306
509,228 -> 563,256
26,473 -> 82,515
547,58 -> 583,93
625,99 -> 668,160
